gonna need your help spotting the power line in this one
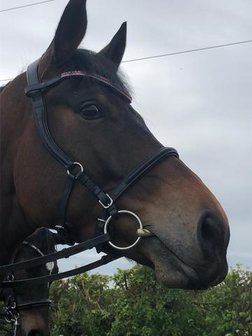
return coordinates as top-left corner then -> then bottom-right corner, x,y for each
123,39 -> 252,63
1,38 -> 251,83
0,0 -> 55,13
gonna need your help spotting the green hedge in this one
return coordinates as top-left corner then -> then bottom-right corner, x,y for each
0,266 -> 251,336
49,265 -> 251,336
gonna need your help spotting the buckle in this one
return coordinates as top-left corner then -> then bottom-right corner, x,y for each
98,194 -> 114,209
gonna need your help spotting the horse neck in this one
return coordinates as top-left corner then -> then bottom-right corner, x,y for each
0,74 -> 29,153
0,73 -> 36,264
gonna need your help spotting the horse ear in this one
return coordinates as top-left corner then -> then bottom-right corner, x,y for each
99,22 -> 127,68
52,0 -> 87,67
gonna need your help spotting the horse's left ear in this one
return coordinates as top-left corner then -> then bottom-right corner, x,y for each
53,0 -> 88,67
99,22 -> 127,68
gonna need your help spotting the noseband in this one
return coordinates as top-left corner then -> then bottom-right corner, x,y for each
25,58 -> 179,250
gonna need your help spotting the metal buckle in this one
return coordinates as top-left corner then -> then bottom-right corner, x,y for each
66,162 -> 84,179
99,194 -> 114,209
103,210 -> 143,250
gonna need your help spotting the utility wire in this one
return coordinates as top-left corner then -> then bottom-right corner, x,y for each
1,39 -> 252,82
123,39 -> 252,63
0,0 -> 55,13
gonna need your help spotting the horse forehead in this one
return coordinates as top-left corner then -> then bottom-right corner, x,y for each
71,85 -> 109,102
50,77 -> 109,101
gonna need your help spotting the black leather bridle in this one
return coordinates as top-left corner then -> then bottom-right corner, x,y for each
0,57 -> 179,288
25,58 -> 179,249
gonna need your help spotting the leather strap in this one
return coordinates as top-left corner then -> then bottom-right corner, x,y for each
16,299 -> 52,310
110,147 -> 179,201
2,254 -> 119,287
26,59 -> 74,168
0,234 -> 111,274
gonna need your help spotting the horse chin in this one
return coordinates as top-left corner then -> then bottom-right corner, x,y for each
140,241 -> 200,289
138,237 -> 228,290
155,259 -> 228,289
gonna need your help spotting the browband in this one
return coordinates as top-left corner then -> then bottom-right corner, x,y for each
25,62 -> 132,103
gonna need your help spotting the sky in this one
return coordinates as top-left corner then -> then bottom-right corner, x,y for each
0,0 -> 251,275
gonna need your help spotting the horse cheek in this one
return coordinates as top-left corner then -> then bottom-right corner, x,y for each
14,127 -> 64,226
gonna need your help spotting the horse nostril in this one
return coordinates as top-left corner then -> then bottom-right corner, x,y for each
198,211 -> 225,259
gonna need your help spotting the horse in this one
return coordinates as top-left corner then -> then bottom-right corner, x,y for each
0,0 -> 230,290
0,228 -> 59,336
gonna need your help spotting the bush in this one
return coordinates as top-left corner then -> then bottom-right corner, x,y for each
0,265 -> 251,336
49,265 -> 251,336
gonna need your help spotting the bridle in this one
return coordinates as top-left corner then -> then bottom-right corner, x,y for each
1,241 -> 55,334
25,58 -> 179,250
0,57 -> 179,287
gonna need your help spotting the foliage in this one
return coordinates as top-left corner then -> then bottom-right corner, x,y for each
0,265 -> 251,336
0,302 -> 12,336
0,322 -> 11,336
48,265 -> 251,336
49,273 -> 112,336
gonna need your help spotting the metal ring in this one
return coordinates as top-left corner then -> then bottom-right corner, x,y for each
10,301 -> 17,310
104,210 -> 143,250
7,273 -> 15,281
4,311 -> 14,324
66,162 -> 84,179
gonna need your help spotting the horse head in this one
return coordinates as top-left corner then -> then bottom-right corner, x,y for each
0,0 -> 229,289
2,228 -> 58,336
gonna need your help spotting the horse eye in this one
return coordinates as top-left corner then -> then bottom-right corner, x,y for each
79,104 -> 102,120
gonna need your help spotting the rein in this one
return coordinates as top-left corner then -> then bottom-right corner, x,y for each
0,234 -> 118,287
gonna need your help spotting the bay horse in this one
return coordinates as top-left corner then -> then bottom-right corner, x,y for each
0,0 -> 229,291
0,228 -> 59,336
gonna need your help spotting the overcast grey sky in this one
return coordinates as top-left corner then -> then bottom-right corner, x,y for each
0,0 -> 251,274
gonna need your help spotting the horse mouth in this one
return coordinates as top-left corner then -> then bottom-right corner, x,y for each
139,231 -> 227,289
143,239 -> 201,289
